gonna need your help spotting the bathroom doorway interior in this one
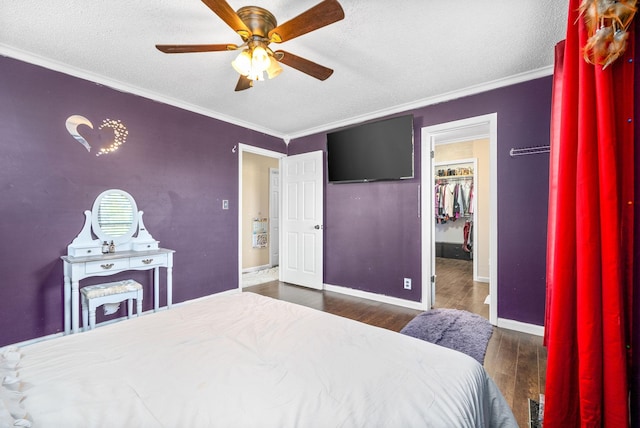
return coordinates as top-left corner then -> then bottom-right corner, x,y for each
238,144 -> 285,288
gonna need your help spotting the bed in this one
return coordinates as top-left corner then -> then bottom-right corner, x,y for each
5,292 -> 517,427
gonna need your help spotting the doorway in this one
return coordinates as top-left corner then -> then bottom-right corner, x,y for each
238,144 -> 286,289
420,114 -> 498,325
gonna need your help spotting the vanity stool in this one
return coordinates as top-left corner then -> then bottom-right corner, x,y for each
80,279 -> 143,331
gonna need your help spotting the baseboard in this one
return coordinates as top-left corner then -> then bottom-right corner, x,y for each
5,331 -> 65,349
474,276 -> 490,283
497,318 -> 544,336
242,264 -> 271,273
323,283 -> 425,311
322,284 -> 547,336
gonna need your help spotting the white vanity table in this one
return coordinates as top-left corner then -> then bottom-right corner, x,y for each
62,189 -> 175,334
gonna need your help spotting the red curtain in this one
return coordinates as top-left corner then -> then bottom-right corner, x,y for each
544,0 -> 635,426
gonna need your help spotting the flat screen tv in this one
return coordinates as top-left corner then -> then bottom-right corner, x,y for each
327,115 -> 414,183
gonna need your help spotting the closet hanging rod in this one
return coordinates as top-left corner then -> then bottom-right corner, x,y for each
509,145 -> 550,157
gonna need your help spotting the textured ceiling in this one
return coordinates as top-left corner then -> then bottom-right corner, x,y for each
1,1 -> 568,140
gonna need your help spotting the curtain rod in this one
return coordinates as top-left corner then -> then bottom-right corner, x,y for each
509,145 -> 550,157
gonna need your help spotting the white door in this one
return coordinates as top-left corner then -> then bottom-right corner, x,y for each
281,151 -> 323,289
269,168 -> 280,267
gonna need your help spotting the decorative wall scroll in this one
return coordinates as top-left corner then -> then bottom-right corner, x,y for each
65,115 -> 128,156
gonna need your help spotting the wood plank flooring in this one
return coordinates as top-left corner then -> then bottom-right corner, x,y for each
244,258 -> 546,428
434,258 -> 547,427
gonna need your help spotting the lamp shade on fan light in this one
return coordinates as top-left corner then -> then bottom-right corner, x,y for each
231,50 -> 252,76
232,46 -> 282,81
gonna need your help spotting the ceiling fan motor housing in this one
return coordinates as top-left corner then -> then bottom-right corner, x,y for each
237,6 -> 277,40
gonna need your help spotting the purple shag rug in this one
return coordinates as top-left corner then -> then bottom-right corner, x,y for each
400,308 -> 493,364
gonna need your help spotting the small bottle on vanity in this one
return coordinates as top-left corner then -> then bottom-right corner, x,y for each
109,240 -> 115,253
102,241 -> 109,254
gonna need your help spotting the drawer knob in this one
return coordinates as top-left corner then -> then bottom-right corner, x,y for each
142,259 -> 154,265
101,263 -> 114,270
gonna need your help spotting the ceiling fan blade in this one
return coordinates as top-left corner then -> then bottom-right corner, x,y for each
235,75 -> 253,91
201,0 -> 252,39
155,44 -> 238,54
268,0 -> 344,43
274,50 -> 333,81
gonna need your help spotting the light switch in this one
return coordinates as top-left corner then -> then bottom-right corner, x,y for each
222,200 -> 229,210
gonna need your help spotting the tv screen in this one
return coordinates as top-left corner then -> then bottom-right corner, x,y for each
327,115 -> 414,183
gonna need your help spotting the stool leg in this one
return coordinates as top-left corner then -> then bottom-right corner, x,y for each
136,295 -> 142,317
127,299 -> 133,319
89,304 -> 96,330
82,297 -> 89,332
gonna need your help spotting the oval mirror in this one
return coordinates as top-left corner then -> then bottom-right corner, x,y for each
91,189 -> 138,244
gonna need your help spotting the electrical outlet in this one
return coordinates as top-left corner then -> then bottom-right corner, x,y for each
404,278 -> 412,290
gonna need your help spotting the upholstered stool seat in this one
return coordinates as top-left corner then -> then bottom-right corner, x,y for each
80,279 -> 143,331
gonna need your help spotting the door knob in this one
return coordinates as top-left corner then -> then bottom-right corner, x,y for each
314,225 -> 323,230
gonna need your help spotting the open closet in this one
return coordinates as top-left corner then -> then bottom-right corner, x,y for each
432,138 -> 491,319
434,161 -> 475,264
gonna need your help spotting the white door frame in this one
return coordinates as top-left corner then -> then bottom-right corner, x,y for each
268,168 -> 280,267
238,143 -> 287,290
420,113 -> 498,325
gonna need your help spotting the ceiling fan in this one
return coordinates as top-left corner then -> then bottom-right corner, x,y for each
155,0 -> 345,91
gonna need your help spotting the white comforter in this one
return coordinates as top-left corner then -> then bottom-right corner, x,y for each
17,292 -> 516,427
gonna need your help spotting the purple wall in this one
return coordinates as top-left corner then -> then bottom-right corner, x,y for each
290,77 -> 553,325
0,55 -> 285,346
288,132 -> 422,300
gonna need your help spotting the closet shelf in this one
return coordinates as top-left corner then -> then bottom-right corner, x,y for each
435,174 -> 474,180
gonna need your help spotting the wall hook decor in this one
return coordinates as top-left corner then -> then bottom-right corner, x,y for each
580,0 -> 637,68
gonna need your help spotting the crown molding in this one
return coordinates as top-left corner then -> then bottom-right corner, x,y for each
2,45 -> 552,145
284,66 -> 554,141
0,45 -> 284,139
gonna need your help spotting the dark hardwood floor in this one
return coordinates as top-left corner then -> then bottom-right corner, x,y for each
244,258 -> 546,428
433,258 -> 547,427
433,257 -> 490,318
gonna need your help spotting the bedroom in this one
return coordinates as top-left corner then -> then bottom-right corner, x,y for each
1,0 -> 639,426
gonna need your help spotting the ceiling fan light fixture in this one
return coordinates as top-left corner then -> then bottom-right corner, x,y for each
160,0 -> 345,90
251,46 -> 270,71
266,56 -> 282,79
231,50 -> 252,76
232,45 -> 275,82
249,70 -> 265,81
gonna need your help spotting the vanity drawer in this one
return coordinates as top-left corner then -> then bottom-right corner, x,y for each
130,254 -> 166,268
85,258 -> 130,274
